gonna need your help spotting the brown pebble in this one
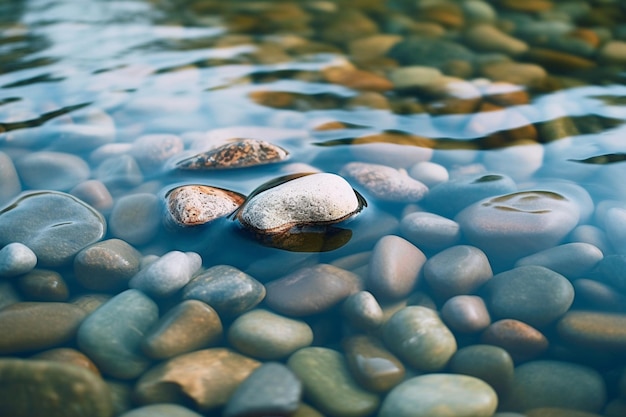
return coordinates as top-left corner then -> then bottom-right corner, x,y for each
418,4 -> 464,28
557,311 -> 626,351
166,185 -> 246,227
499,0 -> 553,12
176,139 -> 289,170
342,335 -> 405,392
480,61 -> 547,89
323,66 -> 393,92
524,48 -> 596,72
31,347 -> 100,376
17,269 -> 69,302
481,319 -> 548,362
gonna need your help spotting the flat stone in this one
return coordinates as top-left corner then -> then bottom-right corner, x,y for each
382,306 -> 457,371
378,373 -> 497,417
0,191 -> 107,267
17,268 -> 69,301
182,265 -> 265,317
228,309 -> 313,359
0,358 -> 113,417
176,139 -> 288,170
223,362 -> 301,417
557,311 -> 626,351
448,344 -> 514,395
441,295 -> 491,333
31,347 -> 100,376
388,66 -> 443,90
15,151 -> 90,191
0,242 -> 37,277
0,151 -> 21,206
109,193 -> 161,246
399,211 -> 460,252
74,239 -> 142,292
265,264 -> 362,317
481,319 -> 548,362
130,251 -> 202,298
131,134 -> 184,172
0,302 -> 86,354
340,162 -> 428,203
142,300 -> 223,359
342,335 -> 405,392
288,347 -> 379,417
118,404 -> 203,417
515,242 -> 603,279
341,291 -> 384,331
465,24 -> 528,55
77,289 -> 159,379
134,348 -> 260,411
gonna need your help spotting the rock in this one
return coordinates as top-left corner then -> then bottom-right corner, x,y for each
31,347 -> 100,376
165,185 -> 245,227
176,139 -> 288,170
461,0 -> 497,23
448,344 -> 514,395
388,37 -> 475,71
515,242 -> 603,279
130,251 -> 202,298
134,348 -> 260,411
131,134 -> 184,172
14,151 -> 90,191
591,254 -> 626,292
0,302 -> 86,354
0,191 -> 107,267
366,235 -> 426,300
71,293 -> 111,314
142,300 -> 222,359
399,211 -> 461,252
388,66 -> 443,90
603,207 -> 626,254
423,245 -> 492,300
598,40 -> 626,65
481,319 -> 548,362
441,295 -> 491,333
77,289 -> 159,379
118,404 -> 203,417
378,373 -> 498,417
382,306 -> 457,371
342,291 -> 384,330
228,309 -> 313,359
525,409 -> 605,417
465,24 -> 528,55
70,180 -> 114,212
525,48 -> 595,72
74,239 -> 142,292
340,162 -> 428,203
0,242 -> 37,277
342,335 -> 405,392
265,264 -> 362,317
0,358 -> 113,417
109,193 -> 161,246
223,362 -> 301,417
17,269 -> 69,301
482,142 -> 544,182
182,265 -> 265,317
288,347 -> 379,417
408,161 -> 449,188
0,280 -> 20,310
95,155 -> 143,188
480,61 -> 547,88
572,279 -> 626,312
319,9 -> 378,45
348,35 -> 402,61
0,151 -> 21,205
322,66 -> 393,92
557,311 -> 626,351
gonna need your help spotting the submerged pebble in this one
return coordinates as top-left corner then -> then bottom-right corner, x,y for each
176,139 -> 288,170
340,162 -> 428,203
0,242 -> 37,277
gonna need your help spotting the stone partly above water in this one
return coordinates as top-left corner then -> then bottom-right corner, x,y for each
165,185 -> 246,227
176,139 -> 289,170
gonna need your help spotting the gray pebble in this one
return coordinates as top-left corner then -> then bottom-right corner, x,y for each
448,344 -> 514,396
131,133 -> 184,172
342,291 -> 384,330
74,239 -> 142,292
407,161 -> 448,188
130,251 -> 202,298
399,211 -> 461,252
70,180 -> 114,212
109,193 -> 161,246
95,155 -> 143,188
515,242 -> 603,279
14,151 -> 90,191
0,243 -> 37,278
441,295 -> 490,333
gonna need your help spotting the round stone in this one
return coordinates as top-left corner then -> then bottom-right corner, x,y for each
388,37 -> 475,70
14,151 -> 90,191
118,404 -> 203,417
481,319 -> 548,362
591,254 -> 626,292
130,251 -> 202,298
0,191 -> 107,267
70,180 -> 114,212
31,347 -> 100,376
95,155 -> 143,188
340,162 -> 428,203
165,185 -> 245,227
0,281 -> 20,310
176,139 -> 289,170
572,279 -> 626,312
557,311 -> 626,351
0,242 -> 37,277
109,193 -> 161,246
228,309 -> 313,360
74,239 -> 142,292
408,161 -> 449,188
17,269 -> 69,302
342,291 -> 384,331
378,373 -> 497,417
382,306 -> 457,371
441,295 -> 491,333
399,212 -> 461,252
448,344 -> 514,395
514,242 -> 603,279
131,133 -> 184,172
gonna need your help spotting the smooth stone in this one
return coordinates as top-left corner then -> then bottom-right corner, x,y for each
382,306 -> 457,371
423,173 -> 517,218
604,207 -> 626,254
118,404 -> 203,417
515,243 -> 603,279
131,134 -> 184,172
342,291 -> 384,330
448,344 -> 514,395
265,264 -> 362,317
572,279 -> 626,312
480,61 -> 548,88
74,239 -> 142,292
0,302 -> 86,354
484,265 -> 574,327
77,289 -> 159,379
423,245 -> 492,300
465,24 -> 528,55
570,225 -> 611,255
399,211 -> 461,252
481,319 -> 548,362
142,300 -> 223,359
408,161 -> 449,188
130,251 -> 202,298
0,151 -> 21,205
0,191 -> 107,267
292,403 -> 325,417
348,34 -> 402,61
176,139 -> 289,170
482,142 -> 544,182
0,280 -> 21,310
223,362 -> 301,417
288,347 -> 379,417
441,295 -> 491,333
347,135 -> 433,169
501,360 -> 606,413
526,409 -> 604,417
388,66 -> 443,90
461,0 -> 497,23
70,293 -> 111,314
70,180 -> 114,212
15,151 -> 90,191
0,242 -> 37,277
557,311 -> 626,350
388,36 -> 475,70
340,162 -> 428,203
106,378 -> 133,415
519,180 -> 593,224
366,235 -> 426,300
0,358 -> 113,417
165,185 -> 245,227
342,335 -> 405,393
17,268 -> 69,301
182,265 -> 265,317
134,348 -> 260,411
31,347 -> 100,376
591,254 -> 626,292
598,40 -> 626,65
228,309 -> 313,360
95,155 -> 143,188
109,193 -> 161,246
378,373 -> 497,417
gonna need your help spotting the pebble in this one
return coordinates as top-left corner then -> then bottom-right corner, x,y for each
0,281 -> 20,310
31,347 -> 100,376
481,319 -> 548,362
130,251 -> 202,298
323,66 -> 393,92
265,264 -> 362,317
572,279 -> 626,312
182,265 -> 265,317
176,139 -> 289,170
287,347 -> 379,417
388,36 -> 475,71
482,141 -> 544,182
14,151 -> 90,191
223,362 -> 301,417
17,269 -> 69,301
603,206 -> 626,254
131,134 -> 184,172
74,239 -> 142,292
0,191 -> 107,267
407,161 -> 449,188
366,235 -> 426,300
70,293 -> 111,314
70,180 -> 114,212
382,306 -> 457,371
480,61 -> 548,88
378,373 -> 498,417
461,0 -> 496,23
77,289 -> 159,379
388,66 -> 443,90
347,133 -> 434,168
598,40 -> 626,65
142,300 -> 223,359
465,24 -> 529,55
95,155 -> 143,188
0,242 -> 37,277
341,291 -> 384,330
0,302 -> 86,354
557,311 -> 626,351
342,335 -> 405,393
340,162 -> 428,203
118,404 -> 203,417
570,225 -> 611,255
348,34 -> 402,61
449,344 -> 514,396
0,358 -> 113,417
0,151 -> 21,205
165,185 -> 245,227
134,348 -> 260,411
515,242 -> 603,279
423,245 -> 492,300
108,193 -> 161,246
399,211 -> 461,252
441,295 -> 491,333
501,360 -> 606,413
589,254 -> 626,292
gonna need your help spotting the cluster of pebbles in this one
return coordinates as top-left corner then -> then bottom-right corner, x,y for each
1,0 -> 626,417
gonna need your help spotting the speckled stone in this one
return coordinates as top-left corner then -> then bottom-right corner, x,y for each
340,162 -> 428,203
515,242 -> 603,279
342,291 -> 384,330
441,295 -> 491,333
118,404 -> 203,417
557,311 -> 626,351
449,344 -> 514,395
15,151 -> 90,191
165,185 -> 245,227
108,193 -> 161,246
176,139 -> 289,170
399,212 -> 461,252
0,242 -> 37,277
17,269 -> 69,301
31,347 -> 100,376
481,319 -> 548,362
74,239 -> 142,292
130,251 -> 202,298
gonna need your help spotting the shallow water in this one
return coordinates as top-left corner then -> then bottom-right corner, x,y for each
1,0 -> 626,416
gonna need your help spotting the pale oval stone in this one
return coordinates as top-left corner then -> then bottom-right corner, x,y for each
109,193 -> 161,246
129,251 -> 202,298
95,155 -> 143,188
557,311 -> 626,350
342,291 -> 384,330
74,239 -> 142,292
166,185 -> 245,227
388,66 -> 443,90
400,211 -> 461,252
515,242 -> 603,279
340,162 -> 428,203
131,133 -> 184,172
408,161 -> 449,188
0,242 -> 37,277
176,139 -> 288,170
70,180 -> 114,212
15,151 -> 90,191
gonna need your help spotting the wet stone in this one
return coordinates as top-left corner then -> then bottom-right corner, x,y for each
0,191 -> 107,267
572,279 -> 626,312
408,161 -> 449,188
182,265 -> 265,317
70,180 -> 114,212
378,373 -> 498,417
525,409 -> 605,417
95,155 -> 143,188
109,193 -> 161,246
31,347 -> 100,376
0,242 -> 37,277
14,151 -> 90,191
388,36 -> 475,71
340,162 -> 428,203
228,309 -> 313,360
265,264 -> 362,317
165,185 -> 245,227
70,293 -> 111,314
0,358 -> 113,417
0,151 -> 21,205
130,251 -> 202,298
515,242 -> 603,279
0,281 -> 21,310
481,319 -> 548,362
118,404 -> 203,417
441,295 -> 491,334
341,291 -> 384,331
480,61 -> 548,89
74,239 -> 142,292
17,268 -> 69,301
591,254 -> 626,293
176,139 -> 288,170
449,344 -> 514,396
557,311 -> 626,351
142,300 -> 223,360
77,289 -> 159,379
399,211 -> 460,252
287,347 -> 379,417
464,24 -> 529,55
388,66 -> 443,90
223,362 -> 302,417
131,133 -> 184,172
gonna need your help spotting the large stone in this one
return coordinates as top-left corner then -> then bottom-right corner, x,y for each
448,344 -> 514,395
14,151 -> 90,191
341,291 -> 384,331
557,311 -> 626,351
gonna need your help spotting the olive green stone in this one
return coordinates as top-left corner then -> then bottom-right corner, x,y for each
288,347 -> 380,417
342,335 -> 405,392
342,291 -> 384,331
0,358 -> 113,417
448,344 -> 514,395
17,269 -> 69,302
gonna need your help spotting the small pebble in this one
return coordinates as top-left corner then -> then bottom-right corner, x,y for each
449,344 -> 514,395
95,155 -> 143,188
441,295 -> 491,333
74,239 -> 142,292
118,404 -> 203,417
399,211 -> 461,252
131,133 -> 184,172
481,319 -> 548,362
109,193 -> 161,246
557,311 -> 626,351
17,269 -> 69,302
176,139 -> 289,170
407,161 -> 449,188
14,151 -> 90,191
0,242 -> 37,278
129,251 -> 202,298
514,242 -> 603,279
341,291 -> 384,330
70,180 -> 114,212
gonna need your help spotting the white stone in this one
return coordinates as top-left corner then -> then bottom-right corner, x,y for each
408,161 -> 449,188
0,243 -> 37,277
482,141 -> 544,181
129,251 -> 202,298
400,212 -> 460,252
341,162 -> 428,203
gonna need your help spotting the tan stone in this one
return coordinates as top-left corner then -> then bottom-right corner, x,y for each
499,0 -> 553,12
599,41 -> 626,65
418,4 -> 464,28
480,61 -> 547,89
348,35 -> 402,61
525,48 -> 596,72
31,347 -> 100,376
557,311 -> 626,351
481,319 -> 548,362
322,66 -> 393,92
464,24 -> 528,55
